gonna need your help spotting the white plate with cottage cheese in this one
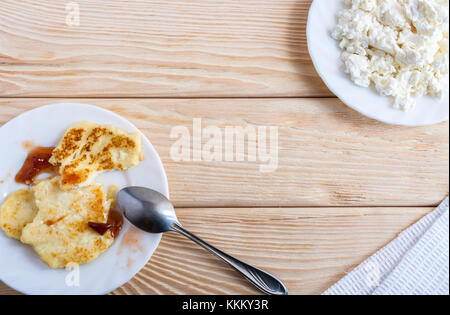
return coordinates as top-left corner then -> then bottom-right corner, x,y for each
0,103 -> 169,295
307,0 -> 449,126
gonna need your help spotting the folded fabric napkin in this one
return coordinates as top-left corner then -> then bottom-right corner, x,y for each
324,197 -> 449,295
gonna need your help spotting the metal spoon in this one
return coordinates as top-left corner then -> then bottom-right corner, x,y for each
116,187 -> 288,295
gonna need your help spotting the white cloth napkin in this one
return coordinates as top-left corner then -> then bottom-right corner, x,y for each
323,197 -> 449,295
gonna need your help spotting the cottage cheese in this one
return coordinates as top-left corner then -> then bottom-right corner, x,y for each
331,0 -> 449,111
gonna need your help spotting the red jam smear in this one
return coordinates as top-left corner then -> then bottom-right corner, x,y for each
15,147 -> 57,184
88,209 -> 123,239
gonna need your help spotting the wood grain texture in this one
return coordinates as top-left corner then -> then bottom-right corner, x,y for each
0,98 -> 448,208
0,0 -> 329,97
0,0 -> 447,297
0,206 -> 433,295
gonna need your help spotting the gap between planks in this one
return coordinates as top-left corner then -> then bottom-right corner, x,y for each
0,96 -> 339,99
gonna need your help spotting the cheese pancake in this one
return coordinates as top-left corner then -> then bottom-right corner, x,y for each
0,120 -> 136,269
49,121 -> 142,189
0,189 -> 38,240
20,177 -> 115,269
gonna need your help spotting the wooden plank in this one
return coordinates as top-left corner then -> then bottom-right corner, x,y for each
0,99 -> 449,207
0,0 -> 329,98
0,98 -> 448,207
0,207 -> 433,295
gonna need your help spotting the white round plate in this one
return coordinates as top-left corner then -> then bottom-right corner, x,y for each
0,103 -> 169,295
307,0 -> 449,126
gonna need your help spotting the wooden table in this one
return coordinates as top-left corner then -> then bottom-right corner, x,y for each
0,0 -> 448,295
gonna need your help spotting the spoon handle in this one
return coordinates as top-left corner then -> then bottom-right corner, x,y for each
171,222 -> 288,295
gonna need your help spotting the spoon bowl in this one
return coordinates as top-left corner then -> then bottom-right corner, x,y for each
117,187 -> 178,233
